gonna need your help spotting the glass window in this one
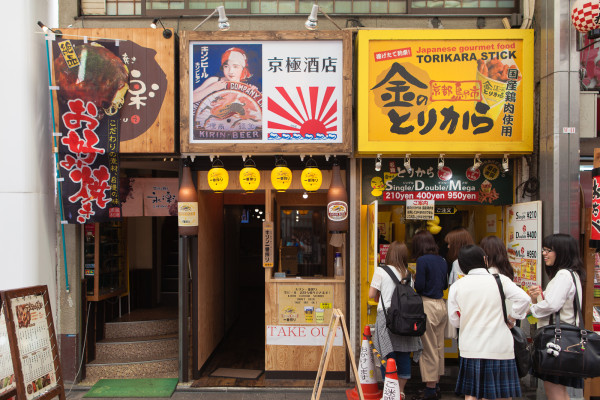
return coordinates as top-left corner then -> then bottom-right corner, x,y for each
280,207 -> 327,277
83,0 -> 517,16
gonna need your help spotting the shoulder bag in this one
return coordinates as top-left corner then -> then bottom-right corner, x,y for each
531,270 -> 600,378
493,274 -> 531,378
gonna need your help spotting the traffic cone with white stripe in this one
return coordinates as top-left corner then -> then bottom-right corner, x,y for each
346,326 -> 382,400
382,358 -> 401,400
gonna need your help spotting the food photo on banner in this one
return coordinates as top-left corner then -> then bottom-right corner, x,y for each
189,40 -> 343,144
51,37 -> 168,223
361,158 -> 512,205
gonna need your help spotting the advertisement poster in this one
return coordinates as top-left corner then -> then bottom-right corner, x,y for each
505,201 -> 542,289
357,30 -> 533,155
10,295 -> 57,400
52,35 -> 169,223
362,158 -> 512,205
189,41 -> 343,144
277,285 -> 334,324
0,308 -> 16,397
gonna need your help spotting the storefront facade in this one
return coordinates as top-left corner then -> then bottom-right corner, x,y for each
6,0 -> 586,393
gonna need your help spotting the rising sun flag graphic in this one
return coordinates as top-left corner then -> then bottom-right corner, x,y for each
267,86 -> 339,141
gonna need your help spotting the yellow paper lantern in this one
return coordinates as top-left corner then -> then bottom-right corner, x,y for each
301,158 -> 322,192
207,159 -> 229,193
271,158 -> 292,192
239,158 -> 260,193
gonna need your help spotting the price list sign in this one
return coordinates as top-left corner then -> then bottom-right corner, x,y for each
505,201 -> 542,290
1,286 -> 65,400
0,306 -> 16,400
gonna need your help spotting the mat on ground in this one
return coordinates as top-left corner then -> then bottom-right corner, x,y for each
209,368 -> 263,379
84,378 -> 178,398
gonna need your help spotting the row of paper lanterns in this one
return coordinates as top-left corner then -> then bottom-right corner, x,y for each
207,157 -> 323,193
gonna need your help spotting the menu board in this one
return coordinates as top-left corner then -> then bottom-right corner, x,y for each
0,306 -> 16,399
505,201 -> 542,289
277,285 -> 334,324
1,286 -> 64,400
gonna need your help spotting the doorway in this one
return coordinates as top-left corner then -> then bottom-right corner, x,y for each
193,203 -> 266,386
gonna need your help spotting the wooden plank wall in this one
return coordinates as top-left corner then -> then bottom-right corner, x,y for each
54,29 -> 176,154
265,279 -> 346,372
196,190 -> 225,369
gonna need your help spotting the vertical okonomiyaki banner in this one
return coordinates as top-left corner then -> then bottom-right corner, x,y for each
52,39 -> 128,223
189,40 -> 343,144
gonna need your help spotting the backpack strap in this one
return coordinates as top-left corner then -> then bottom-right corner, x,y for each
492,274 -> 509,324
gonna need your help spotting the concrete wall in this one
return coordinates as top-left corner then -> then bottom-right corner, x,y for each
0,1 -> 59,311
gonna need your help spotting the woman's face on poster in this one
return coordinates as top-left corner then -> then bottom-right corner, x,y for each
223,51 -> 246,82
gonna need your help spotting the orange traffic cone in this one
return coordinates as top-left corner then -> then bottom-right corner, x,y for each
346,326 -> 382,400
382,358 -> 401,400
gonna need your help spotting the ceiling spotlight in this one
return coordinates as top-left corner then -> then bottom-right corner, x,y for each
438,154 -> 445,170
194,5 -> 230,31
470,153 -> 482,172
150,18 -> 172,39
304,3 -> 342,30
217,6 -> 230,31
502,154 -> 510,173
37,21 -> 49,33
305,4 -> 319,30
404,154 -> 413,175
375,154 -> 382,172
303,191 -> 309,199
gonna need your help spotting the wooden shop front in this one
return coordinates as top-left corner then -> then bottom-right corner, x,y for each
179,30 -> 353,381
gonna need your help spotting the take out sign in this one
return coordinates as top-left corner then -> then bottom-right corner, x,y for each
266,325 -> 343,346
356,29 -> 534,155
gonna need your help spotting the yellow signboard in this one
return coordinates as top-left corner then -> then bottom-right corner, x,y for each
357,30 -> 534,155
277,284 -> 334,324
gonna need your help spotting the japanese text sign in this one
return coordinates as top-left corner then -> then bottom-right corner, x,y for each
180,31 -> 352,155
357,30 -> 534,155
362,158 -> 512,205
505,201 -> 542,289
277,284 -> 334,325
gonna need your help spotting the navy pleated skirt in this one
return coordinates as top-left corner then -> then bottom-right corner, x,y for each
455,358 -> 522,399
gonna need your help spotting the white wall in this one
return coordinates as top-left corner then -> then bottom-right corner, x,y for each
0,1 -> 59,312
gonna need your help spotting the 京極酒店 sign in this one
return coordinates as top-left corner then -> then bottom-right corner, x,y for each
356,29 -> 534,155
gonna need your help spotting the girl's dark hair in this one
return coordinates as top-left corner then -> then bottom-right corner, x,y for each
385,241 -> 408,277
457,244 -> 487,274
445,227 -> 475,264
480,235 -> 514,281
542,233 -> 586,280
412,230 -> 439,258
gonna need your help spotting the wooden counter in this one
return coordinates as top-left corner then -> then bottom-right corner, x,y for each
264,269 -> 346,379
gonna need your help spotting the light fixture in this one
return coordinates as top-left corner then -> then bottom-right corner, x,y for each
239,157 -> 260,193
375,154 -> 382,172
303,191 -> 309,199
301,157 -> 323,192
502,154 -> 510,173
470,153 -> 482,172
193,5 -> 230,31
438,154 -> 445,170
207,157 -> 229,193
403,154 -> 412,175
304,3 -> 342,31
271,156 -> 292,192
37,21 -> 62,35
150,18 -> 172,39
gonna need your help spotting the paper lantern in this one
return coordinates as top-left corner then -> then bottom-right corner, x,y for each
271,157 -> 292,192
301,158 -> 322,192
239,158 -> 260,193
207,159 -> 229,193
572,0 -> 600,33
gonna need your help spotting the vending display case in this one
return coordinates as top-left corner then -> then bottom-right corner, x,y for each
83,221 -> 128,301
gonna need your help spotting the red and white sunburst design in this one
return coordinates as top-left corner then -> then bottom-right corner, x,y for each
266,86 -> 339,140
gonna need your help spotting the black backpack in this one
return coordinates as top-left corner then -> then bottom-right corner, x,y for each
380,265 -> 427,337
